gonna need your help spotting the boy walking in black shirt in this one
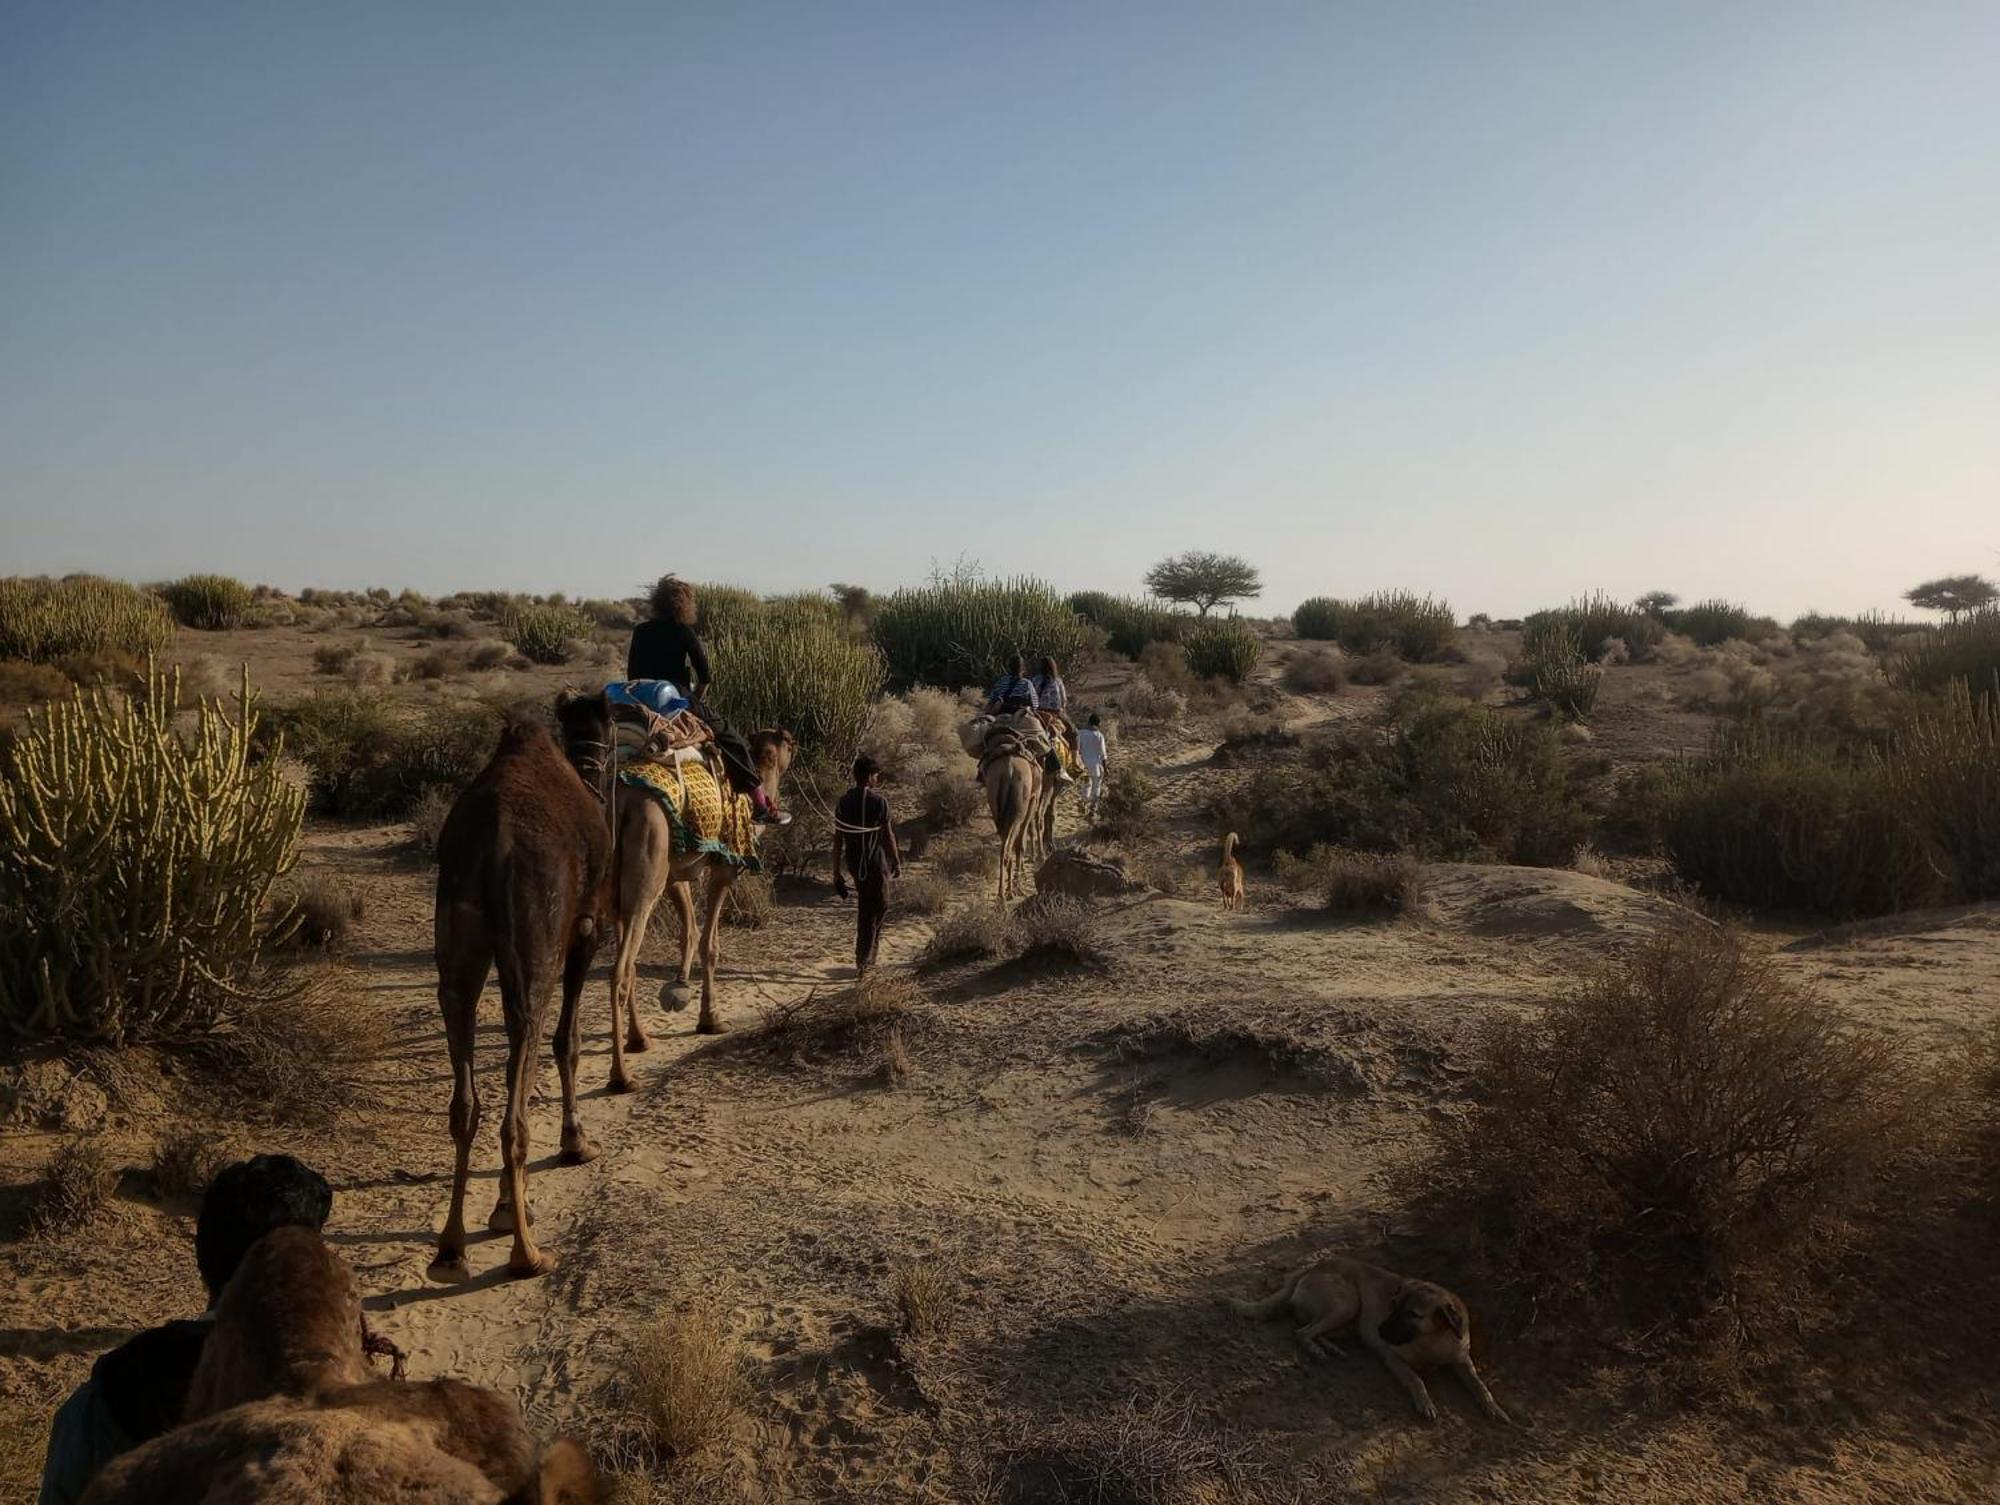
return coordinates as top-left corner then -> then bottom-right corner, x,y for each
832,755 -> 900,975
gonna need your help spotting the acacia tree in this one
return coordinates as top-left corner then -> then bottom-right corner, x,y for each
1904,574 -> 1998,622
1143,551 -> 1262,618
1636,590 -> 1680,618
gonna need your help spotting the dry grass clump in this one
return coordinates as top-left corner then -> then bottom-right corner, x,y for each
0,660 -> 73,706
1274,845 -> 1422,916
920,902 -> 1015,968
612,1308 -> 747,1462
721,873 -> 774,929
898,870 -> 957,916
931,833 -> 999,882
405,784 -> 454,864
312,641 -> 361,676
31,1137 -> 119,1234
750,973 -> 925,1076
1415,919 -> 1943,1373
1343,647 -> 1404,685
1096,765 -> 1159,841
148,1126 -> 229,1202
409,645 -> 462,680
921,770 -> 986,832
1117,678 -> 1187,725
1012,895 -> 1108,967
993,1392 -> 1278,1505
891,1254 -> 960,1345
467,640 -> 512,671
271,875 -> 365,951
193,968 -> 390,1130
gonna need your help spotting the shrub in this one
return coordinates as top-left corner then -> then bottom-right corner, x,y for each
858,687 -> 970,785
872,577 -> 1091,690
920,771 -> 983,832
931,833 -> 998,882
1182,619 -> 1260,683
1291,591 -> 1455,661
194,968 -> 388,1130
157,573 -> 253,630
898,870 -> 956,916
1097,765 -> 1159,840
1893,608 -> 2000,701
1280,649 -> 1344,695
1524,625 -> 1603,722
31,1138 -> 118,1234
1276,845 -> 1422,915
0,575 -> 175,663
1014,895 -> 1107,966
467,640 -> 511,671
264,692 -> 501,818
272,875 -> 365,951
1669,598 -> 1754,647
312,642 -> 359,676
1,665 -> 303,1043
691,582 -> 765,638
891,1255 -> 958,1344
1659,729 -> 1931,918
1068,592 -> 1191,658
1418,920 -> 1934,1352
1209,687 -> 1591,867
616,1309 -> 745,1460
503,603 -> 594,664
409,646 -> 461,680
0,661 -> 73,706
1344,648 -> 1404,686
919,903 -> 1014,967
149,1127 -> 228,1201
1888,681 -> 2000,901
1117,679 -> 1186,724
751,973 -> 922,1070
721,872 -> 774,929
706,610 -> 882,765
1523,593 -> 1665,663
404,784 -> 454,864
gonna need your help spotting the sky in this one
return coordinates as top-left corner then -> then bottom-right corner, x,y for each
4,1 -> 1997,620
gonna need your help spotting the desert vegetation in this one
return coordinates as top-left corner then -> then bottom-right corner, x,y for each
1291,590 -> 1455,661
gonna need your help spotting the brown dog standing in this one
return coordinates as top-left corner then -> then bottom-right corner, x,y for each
1233,1254 -> 1509,1424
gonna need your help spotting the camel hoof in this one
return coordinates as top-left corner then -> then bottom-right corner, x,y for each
659,983 -> 691,1013
426,1255 -> 473,1285
508,1250 -> 558,1280
486,1202 -> 534,1233
626,1030 -> 652,1053
696,1015 -> 728,1036
608,1068 -> 637,1095
559,1138 -> 601,1166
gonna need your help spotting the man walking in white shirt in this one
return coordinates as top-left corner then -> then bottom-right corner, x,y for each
1076,713 -> 1109,818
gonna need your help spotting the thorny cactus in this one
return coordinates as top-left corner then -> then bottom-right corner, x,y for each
0,660 -> 304,1042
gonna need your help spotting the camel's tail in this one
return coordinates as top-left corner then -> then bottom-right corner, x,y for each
1221,831 -> 1240,861
1230,1267 -> 1304,1321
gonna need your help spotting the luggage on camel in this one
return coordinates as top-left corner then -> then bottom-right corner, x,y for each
605,680 -> 790,825
962,710 -> 1075,786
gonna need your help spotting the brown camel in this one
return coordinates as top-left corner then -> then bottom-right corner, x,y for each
982,735 -> 1046,903
82,1227 -> 597,1504
429,692 -> 613,1283
1218,831 -> 1246,909
603,728 -> 793,1087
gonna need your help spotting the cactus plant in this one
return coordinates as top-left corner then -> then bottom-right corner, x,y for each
0,574 -> 176,662
0,661 -> 304,1042
872,578 -> 1091,690
157,573 -> 254,629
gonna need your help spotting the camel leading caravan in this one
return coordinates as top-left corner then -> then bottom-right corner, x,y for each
429,692 -> 612,1283
602,724 -> 794,1089
978,726 -> 1058,903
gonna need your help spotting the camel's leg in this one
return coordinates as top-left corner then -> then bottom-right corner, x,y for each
556,932 -> 600,1165
672,880 -> 699,985
427,904 -> 488,1284
488,942 -> 555,1276
608,830 -> 674,1085
696,869 -> 731,1035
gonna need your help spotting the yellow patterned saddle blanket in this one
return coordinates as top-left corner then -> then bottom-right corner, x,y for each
617,758 -> 760,871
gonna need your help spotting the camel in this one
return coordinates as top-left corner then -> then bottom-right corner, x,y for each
428,692 -> 613,1283
82,1226 -> 597,1504
982,732 -> 1052,903
1218,831 -> 1246,909
603,727 -> 794,1086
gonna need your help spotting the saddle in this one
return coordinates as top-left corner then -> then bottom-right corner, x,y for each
618,758 -> 760,870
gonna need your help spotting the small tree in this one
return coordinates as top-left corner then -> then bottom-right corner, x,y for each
1905,575 -> 1997,622
1142,552 -> 1262,618
1636,590 -> 1680,618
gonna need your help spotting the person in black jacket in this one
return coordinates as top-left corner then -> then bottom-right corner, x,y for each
627,575 -> 789,825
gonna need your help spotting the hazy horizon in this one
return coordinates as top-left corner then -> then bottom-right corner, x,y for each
7,3 -> 1997,621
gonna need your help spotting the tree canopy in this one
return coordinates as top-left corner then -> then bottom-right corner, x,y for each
1636,590 -> 1680,618
1904,574 -> 1997,620
1142,551 -> 1262,618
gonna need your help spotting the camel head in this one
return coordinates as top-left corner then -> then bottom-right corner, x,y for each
185,1226 -> 370,1420
748,727 -> 797,805
553,688 -> 614,794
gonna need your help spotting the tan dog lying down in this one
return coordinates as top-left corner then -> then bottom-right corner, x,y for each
83,1226 -> 596,1504
1233,1254 -> 1510,1424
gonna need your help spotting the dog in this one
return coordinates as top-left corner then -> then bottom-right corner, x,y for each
1217,832 -> 1245,909
1232,1254 -> 1509,1424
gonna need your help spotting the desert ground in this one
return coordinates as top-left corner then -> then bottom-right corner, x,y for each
3,603 -> 1997,1504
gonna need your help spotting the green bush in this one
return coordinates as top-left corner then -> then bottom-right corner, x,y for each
1182,620 -> 1260,683
1668,599 -> 1754,647
156,573 -> 255,631
1659,729 -> 1932,919
1522,593 -> 1665,663
692,583 -> 768,638
1892,609 -> 2000,701
872,577 -> 1090,690
263,692 -> 502,818
1524,625 -> 1602,722
1290,591 -> 1455,661
0,575 -> 176,663
1889,682 -> 2000,902
1067,592 -> 1190,658
1209,687 -> 1590,866
0,664 -> 303,1042
706,610 -> 883,766
503,603 -> 594,665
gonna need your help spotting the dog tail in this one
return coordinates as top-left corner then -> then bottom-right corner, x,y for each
1229,1267 -> 1303,1321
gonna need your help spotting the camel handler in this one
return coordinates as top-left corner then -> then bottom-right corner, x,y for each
980,654 -> 1073,786
627,574 -> 791,826
831,754 -> 902,976
39,1156 -> 342,1505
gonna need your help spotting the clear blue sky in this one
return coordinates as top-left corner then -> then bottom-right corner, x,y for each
5,2 -> 1996,619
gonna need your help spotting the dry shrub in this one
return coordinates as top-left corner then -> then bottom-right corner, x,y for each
721,873 -> 774,929
891,1254 -> 959,1344
994,1392 -> 1276,1505
467,640 -> 511,671
0,660 -> 72,706
149,1126 -> 228,1201
31,1137 -> 118,1234
406,784 -> 454,864
932,833 -> 999,882
409,646 -> 462,680
1126,852 -> 1185,895
1453,646 -> 1507,701
1417,920 -> 1940,1365
1097,765 -> 1158,841
272,874 -> 365,951
615,1309 -> 746,1461
1275,845 -> 1421,916
751,973 -> 923,1072
921,771 -> 985,832
1117,678 -> 1187,725
860,687 -> 969,785
312,641 -> 360,676
899,870 -> 956,916
342,650 -> 399,689
194,968 -> 389,1130
1013,895 -> 1107,967
1344,647 -> 1404,685
920,902 -> 1014,968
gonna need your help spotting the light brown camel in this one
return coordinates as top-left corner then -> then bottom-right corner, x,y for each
428,691 -> 613,1283
982,734 -> 1047,903
1218,831 -> 1246,909
603,728 -> 793,1087
82,1227 -> 597,1504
